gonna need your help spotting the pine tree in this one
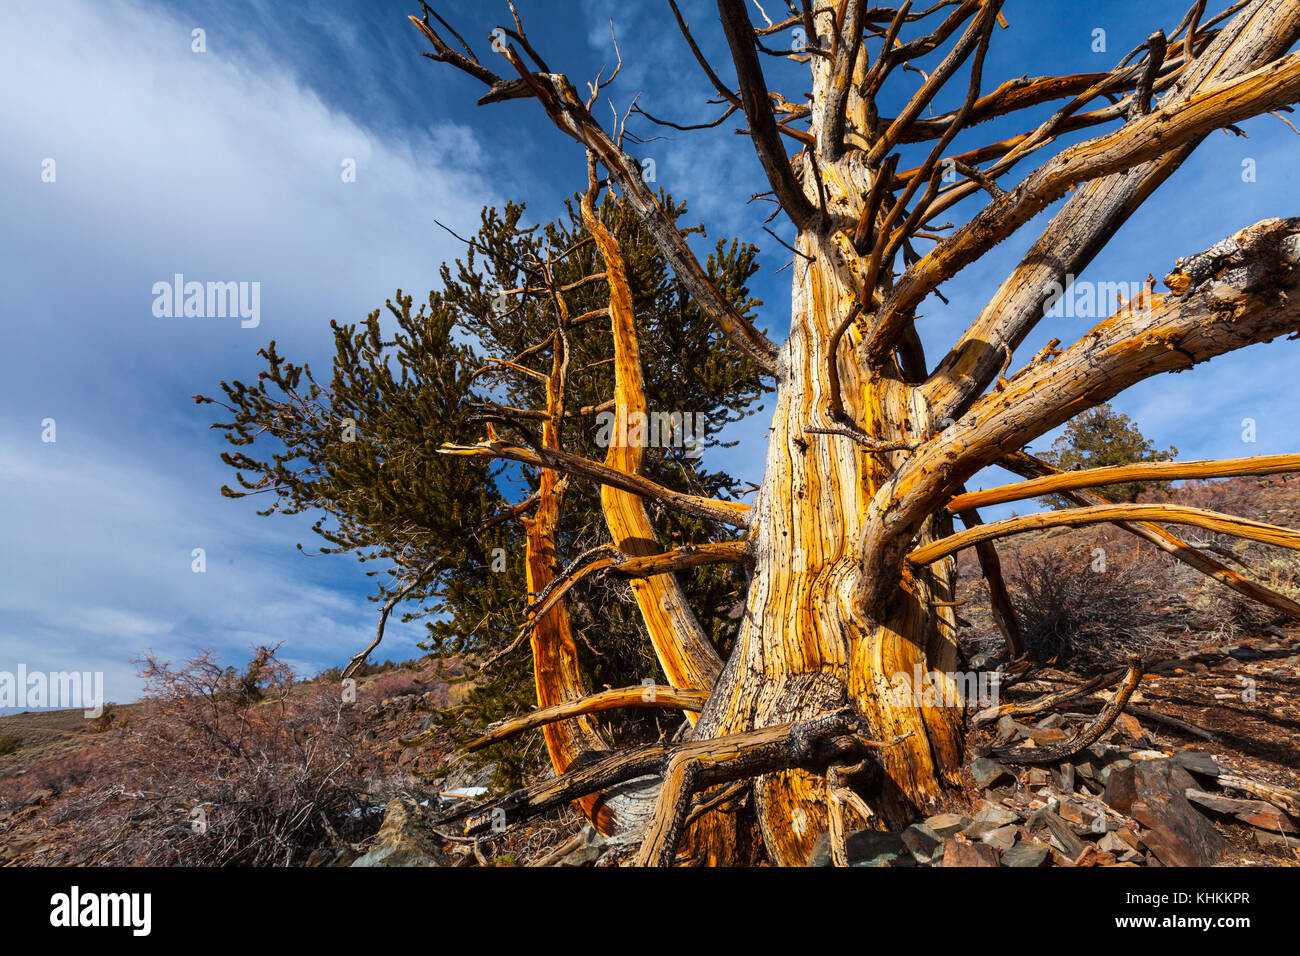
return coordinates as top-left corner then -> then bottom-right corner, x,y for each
199,193 -> 765,790
1038,404 -> 1178,507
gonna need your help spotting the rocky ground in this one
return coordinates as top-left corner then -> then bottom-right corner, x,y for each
350,626 -> 1300,868
3,633 -> 1298,867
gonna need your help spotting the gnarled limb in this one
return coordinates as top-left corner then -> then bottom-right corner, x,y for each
519,312 -> 616,834
972,665 -> 1127,728
342,557 -> 437,680
717,0 -> 819,226
861,216 -> 1300,615
582,174 -> 724,696
993,657 -> 1144,764
443,712 -> 869,840
466,685 -> 709,753
410,9 -> 779,372
925,0 -> 1300,422
527,540 -> 752,624
947,452 -> 1300,511
633,714 -> 903,866
868,48 -> 1300,355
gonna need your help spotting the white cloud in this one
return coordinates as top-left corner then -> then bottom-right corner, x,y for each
0,0 -> 493,704
0,429 -> 430,707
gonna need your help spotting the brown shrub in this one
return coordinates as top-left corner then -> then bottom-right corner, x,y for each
1004,539 -> 1180,667
364,668 -> 423,701
35,646 -> 380,865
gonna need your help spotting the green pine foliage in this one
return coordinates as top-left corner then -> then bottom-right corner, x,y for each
199,192 -> 768,787
1037,403 -> 1178,508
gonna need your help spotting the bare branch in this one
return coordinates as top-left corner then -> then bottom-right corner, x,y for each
870,48 -> 1300,354
998,451 -> 1300,621
717,0 -> 820,227
909,504 -> 1300,567
440,440 -> 752,528
410,11 -> 780,372
993,657 -> 1144,764
466,685 -> 710,752
947,453 -> 1300,511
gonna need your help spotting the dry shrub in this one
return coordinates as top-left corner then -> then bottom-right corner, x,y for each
1006,539 -> 1179,667
365,668 -> 423,701
1153,476 -> 1265,519
0,747 -> 104,809
1190,553 -> 1300,639
1148,477 -> 1299,638
39,646 -> 380,865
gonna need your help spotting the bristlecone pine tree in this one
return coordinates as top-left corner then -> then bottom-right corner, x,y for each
224,0 -> 1300,865
200,194 -> 766,792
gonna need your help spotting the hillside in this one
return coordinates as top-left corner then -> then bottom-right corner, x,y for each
3,475 -> 1300,866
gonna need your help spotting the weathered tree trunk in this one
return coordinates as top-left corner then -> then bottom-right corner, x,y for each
687,55 -> 965,857
685,246 -> 963,863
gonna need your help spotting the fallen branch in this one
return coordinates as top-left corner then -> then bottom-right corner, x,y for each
993,656 -> 1144,764
972,665 -> 1126,728
1218,773 -> 1300,816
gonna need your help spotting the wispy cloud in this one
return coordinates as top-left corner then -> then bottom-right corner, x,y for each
0,0 -> 497,701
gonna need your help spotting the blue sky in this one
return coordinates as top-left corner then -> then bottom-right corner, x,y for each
2,0 -> 1297,706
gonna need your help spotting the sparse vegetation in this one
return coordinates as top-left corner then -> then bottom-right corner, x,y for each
1005,545 -> 1176,667
1,647 -> 381,866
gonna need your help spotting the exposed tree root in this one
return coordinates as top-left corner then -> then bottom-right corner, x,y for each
438,711 -> 904,864
634,715 -> 906,866
993,656 -> 1144,764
